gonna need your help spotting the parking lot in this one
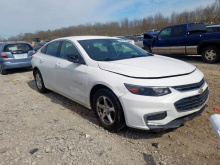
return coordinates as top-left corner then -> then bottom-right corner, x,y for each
0,55 -> 220,165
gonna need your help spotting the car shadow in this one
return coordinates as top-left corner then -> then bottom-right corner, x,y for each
27,79 -> 178,140
5,67 -> 32,75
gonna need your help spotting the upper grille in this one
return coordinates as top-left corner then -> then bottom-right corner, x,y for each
174,88 -> 209,112
172,78 -> 205,91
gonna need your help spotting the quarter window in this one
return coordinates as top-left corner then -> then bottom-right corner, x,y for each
45,41 -> 60,57
60,41 -> 80,59
41,45 -> 47,54
158,28 -> 171,39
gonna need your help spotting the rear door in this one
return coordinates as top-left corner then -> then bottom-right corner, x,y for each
170,25 -> 186,54
185,23 -> 207,54
37,41 -> 61,91
152,27 -> 171,54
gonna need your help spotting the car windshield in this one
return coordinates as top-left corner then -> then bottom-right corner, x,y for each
78,39 -> 149,61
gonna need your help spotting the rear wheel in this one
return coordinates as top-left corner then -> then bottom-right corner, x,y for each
34,70 -> 47,93
0,65 -> 7,75
202,46 -> 220,63
92,88 -> 125,132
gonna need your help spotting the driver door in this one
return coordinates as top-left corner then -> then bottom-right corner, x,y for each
152,27 -> 172,54
55,40 -> 88,105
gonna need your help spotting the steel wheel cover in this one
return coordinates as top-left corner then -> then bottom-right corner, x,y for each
205,49 -> 216,60
96,96 -> 116,125
36,73 -> 42,89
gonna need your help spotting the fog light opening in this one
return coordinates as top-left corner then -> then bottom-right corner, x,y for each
146,111 -> 167,122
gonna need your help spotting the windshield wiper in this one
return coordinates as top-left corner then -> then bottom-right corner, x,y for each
130,55 -> 148,58
96,57 -> 115,61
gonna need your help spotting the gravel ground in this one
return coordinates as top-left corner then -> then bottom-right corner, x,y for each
0,55 -> 220,165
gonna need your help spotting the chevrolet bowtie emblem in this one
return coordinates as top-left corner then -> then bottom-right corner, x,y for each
199,89 -> 204,94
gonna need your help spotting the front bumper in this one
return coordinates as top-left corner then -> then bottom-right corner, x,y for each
119,82 -> 208,130
147,105 -> 206,129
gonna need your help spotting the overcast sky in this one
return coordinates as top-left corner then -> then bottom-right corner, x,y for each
0,0 -> 215,39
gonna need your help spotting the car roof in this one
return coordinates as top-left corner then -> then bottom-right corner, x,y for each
53,36 -> 118,42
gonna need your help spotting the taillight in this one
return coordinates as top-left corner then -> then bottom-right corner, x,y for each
31,51 -> 35,60
39,46 -> 43,49
1,53 -> 8,58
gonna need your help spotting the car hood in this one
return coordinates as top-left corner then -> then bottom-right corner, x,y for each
97,55 -> 196,78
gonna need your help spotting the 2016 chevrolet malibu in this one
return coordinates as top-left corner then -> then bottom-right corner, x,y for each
31,36 -> 209,132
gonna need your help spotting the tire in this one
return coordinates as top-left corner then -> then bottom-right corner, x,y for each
144,46 -> 152,53
34,70 -> 48,93
202,46 -> 220,63
92,88 -> 125,132
0,65 -> 7,75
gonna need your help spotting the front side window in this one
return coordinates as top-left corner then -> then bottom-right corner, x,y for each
60,41 -> 80,59
158,28 -> 171,39
45,41 -> 60,57
79,39 -> 149,61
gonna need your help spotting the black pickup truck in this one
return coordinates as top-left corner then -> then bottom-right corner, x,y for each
143,22 -> 220,63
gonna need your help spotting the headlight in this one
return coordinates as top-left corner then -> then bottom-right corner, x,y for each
124,84 -> 171,96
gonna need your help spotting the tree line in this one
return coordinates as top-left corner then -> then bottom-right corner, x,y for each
5,0 -> 220,42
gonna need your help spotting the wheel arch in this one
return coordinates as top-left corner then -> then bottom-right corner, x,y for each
89,84 -> 125,112
198,41 -> 220,55
33,67 -> 40,77
89,84 -> 126,131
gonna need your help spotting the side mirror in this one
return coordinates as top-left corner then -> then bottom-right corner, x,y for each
67,54 -> 79,63
67,54 -> 85,64
153,36 -> 157,40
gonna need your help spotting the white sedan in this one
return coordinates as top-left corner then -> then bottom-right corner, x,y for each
31,36 -> 209,131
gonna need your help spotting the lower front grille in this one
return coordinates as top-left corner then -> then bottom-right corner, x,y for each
174,88 -> 209,112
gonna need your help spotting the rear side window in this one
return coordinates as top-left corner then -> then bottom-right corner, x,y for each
173,25 -> 185,37
45,41 -> 60,57
3,43 -> 32,53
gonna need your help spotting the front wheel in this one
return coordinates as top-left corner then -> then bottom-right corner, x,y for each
202,46 -> 220,63
34,70 -> 48,93
92,89 -> 125,132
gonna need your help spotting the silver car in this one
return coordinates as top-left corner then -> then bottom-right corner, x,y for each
0,41 -> 34,75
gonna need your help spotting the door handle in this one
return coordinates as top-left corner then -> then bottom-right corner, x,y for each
56,63 -> 61,67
